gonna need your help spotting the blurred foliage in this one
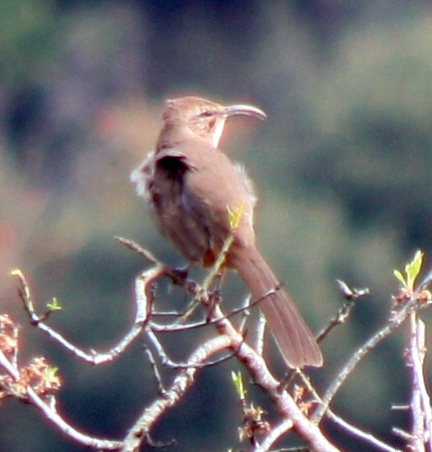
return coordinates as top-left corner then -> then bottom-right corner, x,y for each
0,0 -> 57,85
1,1 -> 432,450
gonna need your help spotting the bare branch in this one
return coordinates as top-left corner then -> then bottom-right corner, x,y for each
313,300 -> 414,423
14,267 -> 165,365
317,280 -> 369,343
254,417 -> 294,452
0,349 -> 122,450
329,410 -> 402,452
121,335 -> 233,452
210,304 -> 339,452
408,314 -> 432,450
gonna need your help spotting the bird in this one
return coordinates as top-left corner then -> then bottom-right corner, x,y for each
130,96 -> 322,368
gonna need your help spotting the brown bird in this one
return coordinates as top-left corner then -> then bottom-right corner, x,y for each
131,96 -> 322,368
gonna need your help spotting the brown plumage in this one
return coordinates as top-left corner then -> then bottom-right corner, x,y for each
131,96 -> 322,368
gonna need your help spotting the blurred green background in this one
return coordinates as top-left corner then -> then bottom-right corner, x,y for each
1,1 -> 432,450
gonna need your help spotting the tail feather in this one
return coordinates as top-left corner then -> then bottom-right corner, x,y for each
231,248 -> 323,368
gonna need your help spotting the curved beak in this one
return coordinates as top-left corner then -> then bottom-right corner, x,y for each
223,104 -> 267,120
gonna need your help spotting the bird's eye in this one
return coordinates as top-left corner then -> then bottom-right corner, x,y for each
200,110 -> 213,117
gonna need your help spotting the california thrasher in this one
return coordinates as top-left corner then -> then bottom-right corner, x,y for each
131,96 -> 322,368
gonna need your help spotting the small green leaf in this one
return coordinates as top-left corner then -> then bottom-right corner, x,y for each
231,371 -> 246,400
45,366 -> 59,379
10,268 -> 24,278
393,270 -> 406,287
405,250 -> 423,290
46,297 -> 62,311
227,204 -> 244,230
393,250 -> 424,290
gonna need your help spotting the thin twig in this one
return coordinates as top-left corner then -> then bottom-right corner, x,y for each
145,329 -> 237,369
0,349 -> 123,450
317,280 -> 369,343
210,304 -> 339,452
126,267 -> 339,451
254,417 -> 294,452
316,298 -> 357,343
144,347 -> 167,396
14,267 -> 161,365
255,311 -> 266,357
408,314 -> 432,450
121,335 -> 234,452
313,300 -> 414,423
296,372 -> 401,451
329,410 -> 402,452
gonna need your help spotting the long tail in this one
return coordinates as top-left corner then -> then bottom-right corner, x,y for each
231,247 -> 323,368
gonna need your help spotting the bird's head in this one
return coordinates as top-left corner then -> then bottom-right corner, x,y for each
161,96 -> 266,148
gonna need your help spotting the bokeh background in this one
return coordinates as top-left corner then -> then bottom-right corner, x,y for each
1,1 -> 432,450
